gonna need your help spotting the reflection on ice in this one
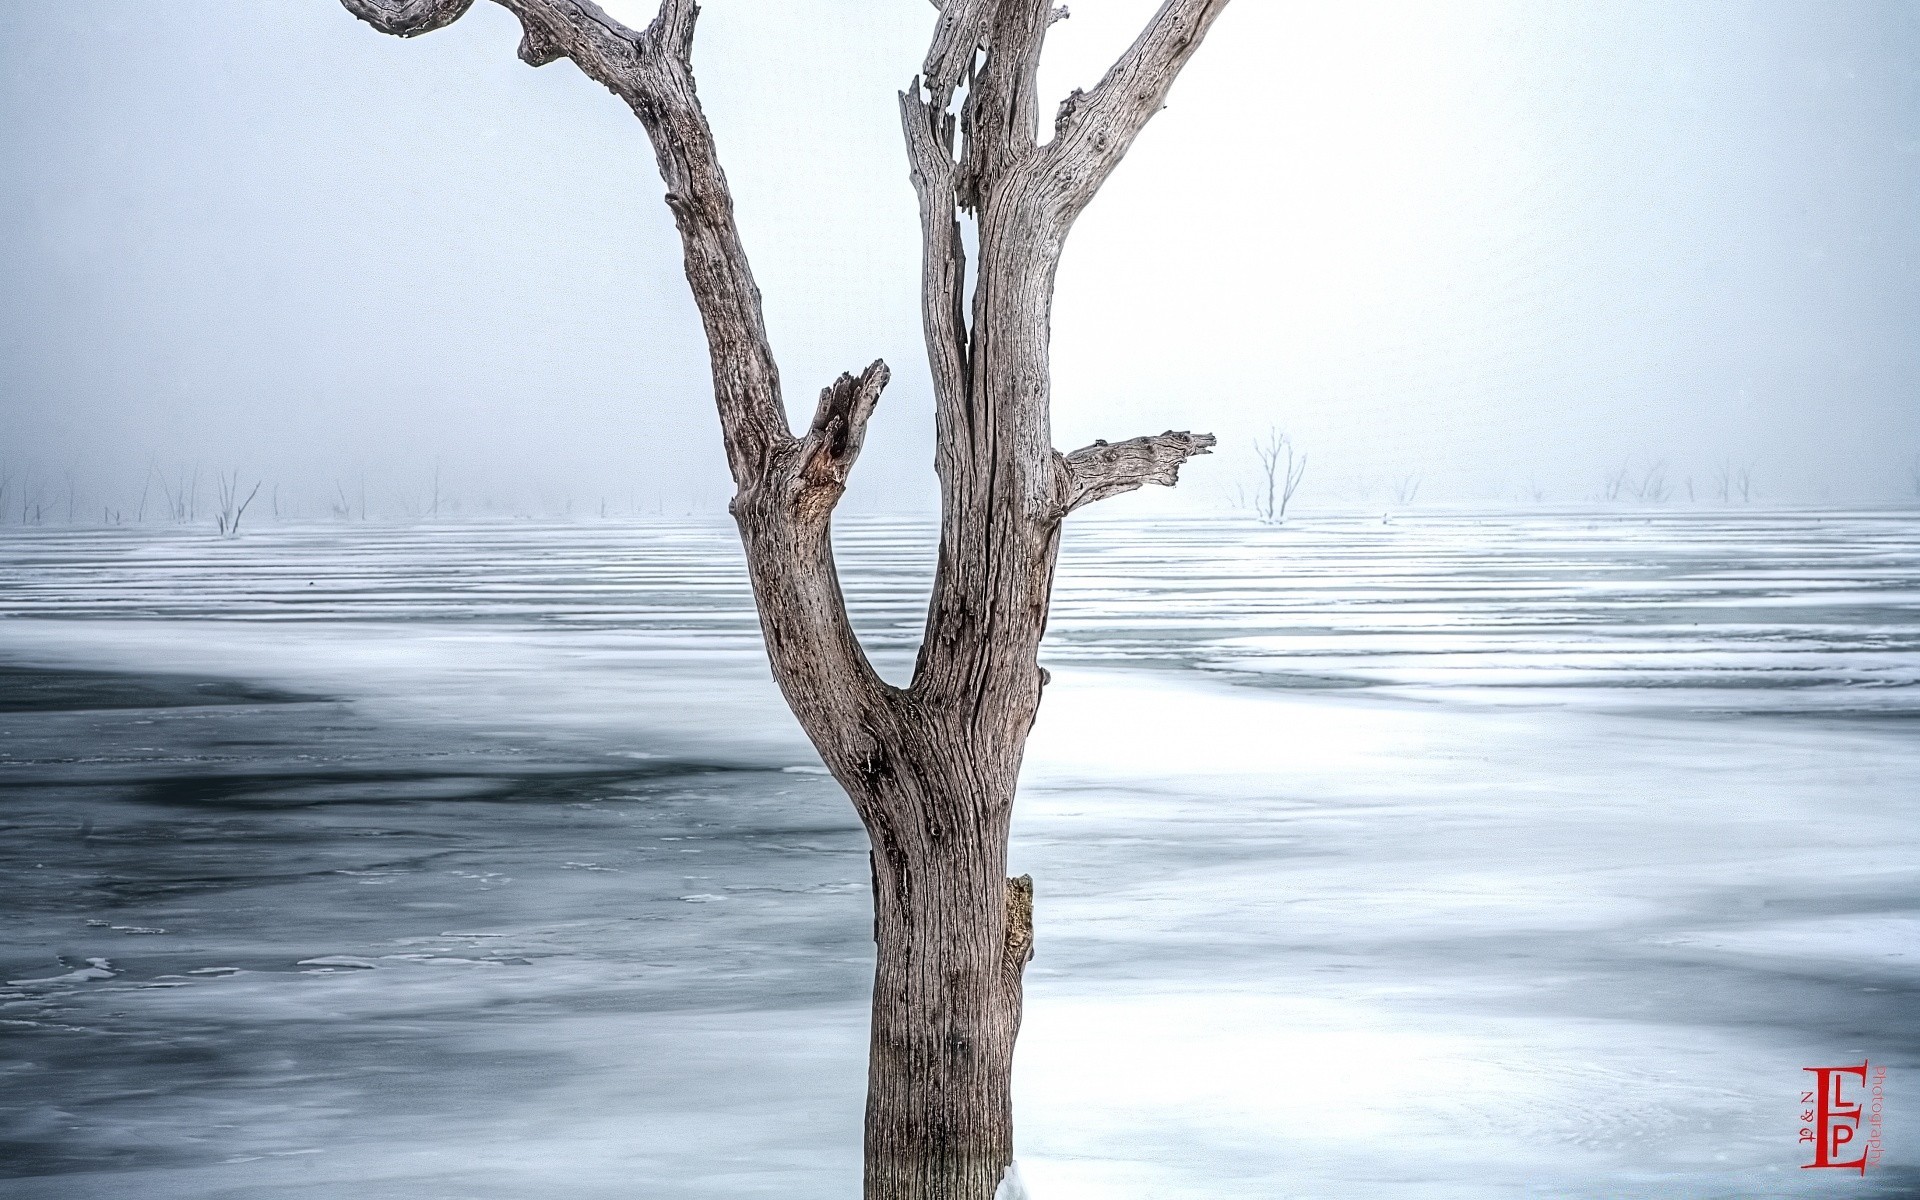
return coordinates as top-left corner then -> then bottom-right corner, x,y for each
1,511 -> 1915,1197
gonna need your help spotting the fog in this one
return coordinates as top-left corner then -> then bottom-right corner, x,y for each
3,0 -> 1917,518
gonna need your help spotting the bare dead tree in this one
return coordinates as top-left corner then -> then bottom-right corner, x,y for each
1602,465 -> 1631,502
157,470 -> 179,522
0,463 -> 12,523
214,471 -> 262,538
1246,427 -> 1306,523
21,476 -> 46,525
1712,459 -> 1731,503
1736,464 -> 1753,503
137,461 -> 157,523
1392,473 -> 1420,506
1635,459 -> 1669,504
342,1 -> 1227,1195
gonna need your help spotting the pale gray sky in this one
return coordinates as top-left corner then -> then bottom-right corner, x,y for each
3,1 -> 1916,516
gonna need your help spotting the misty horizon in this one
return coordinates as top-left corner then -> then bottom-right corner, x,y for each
4,0 -> 1918,519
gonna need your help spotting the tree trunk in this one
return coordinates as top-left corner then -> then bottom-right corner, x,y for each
863,781 -> 1029,1199
337,2 -> 1232,1197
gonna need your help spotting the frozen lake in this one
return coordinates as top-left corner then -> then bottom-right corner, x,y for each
1,510 -> 1915,1198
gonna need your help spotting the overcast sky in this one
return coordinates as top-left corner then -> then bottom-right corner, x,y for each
2,1 -> 1916,516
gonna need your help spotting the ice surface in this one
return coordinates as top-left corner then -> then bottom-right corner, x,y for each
0,511 -> 1915,1198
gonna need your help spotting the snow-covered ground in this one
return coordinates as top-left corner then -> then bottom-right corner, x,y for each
1,511 -> 1915,1198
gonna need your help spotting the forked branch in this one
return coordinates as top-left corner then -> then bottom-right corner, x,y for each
1060,430 -> 1216,513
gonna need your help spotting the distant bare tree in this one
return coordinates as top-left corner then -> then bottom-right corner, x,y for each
1522,479 -> 1546,503
214,472 -> 262,538
1602,465 -> 1632,502
154,466 -> 201,523
1245,428 -> 1306,523
1392,474 -> 1421,505
158,471 -> 182,522
1635,460 -> 1670,504
0,463 -> 12,523
1735,465 -> 1753,503
21,476 -> 47,525
331,480 -> 353,520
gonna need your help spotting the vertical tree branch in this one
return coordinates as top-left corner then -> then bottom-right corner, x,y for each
899,86 -> 971,415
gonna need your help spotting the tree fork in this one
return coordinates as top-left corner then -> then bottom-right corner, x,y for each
337,1 -> 1231,1197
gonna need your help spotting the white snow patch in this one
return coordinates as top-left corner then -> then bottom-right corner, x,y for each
8,958 -> 115,987
995,1161 -> 1030,1200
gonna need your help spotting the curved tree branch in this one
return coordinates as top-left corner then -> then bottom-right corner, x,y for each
343,0 -> 789,485
340,0 -> 474,37
341,0 -> 893,720
1060,430 -> 1216,513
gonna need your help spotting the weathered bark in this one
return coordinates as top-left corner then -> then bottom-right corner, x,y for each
337,1 -> 1230,1196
